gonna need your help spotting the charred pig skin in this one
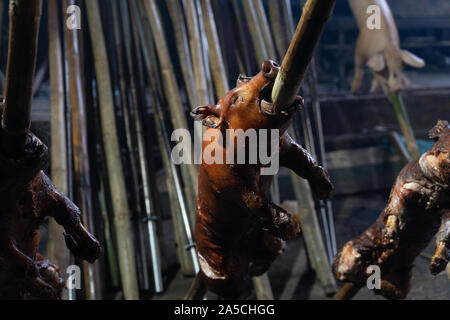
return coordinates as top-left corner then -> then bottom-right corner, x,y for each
0,131 -> 101,299
333,120 -> 450,299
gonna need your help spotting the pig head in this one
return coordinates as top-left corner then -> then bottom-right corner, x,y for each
349,0 -> 425,93
191,60 -> 333,298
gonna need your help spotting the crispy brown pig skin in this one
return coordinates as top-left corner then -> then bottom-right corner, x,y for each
333,120 -> 450,299
192,60 -> 333,298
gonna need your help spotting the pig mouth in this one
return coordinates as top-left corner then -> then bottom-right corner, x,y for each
259,81 -> 302,117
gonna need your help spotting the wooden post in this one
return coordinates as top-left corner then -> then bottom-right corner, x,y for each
253,0 -> 277,59
1,0 -> 42,156
272,0 -> 336,107
47,0 -> 71,299
85,0 -> 139,300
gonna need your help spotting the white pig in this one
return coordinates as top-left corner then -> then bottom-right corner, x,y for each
349,0 -> 425,93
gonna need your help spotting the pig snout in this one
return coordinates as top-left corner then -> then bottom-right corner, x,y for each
262,60 -> 279,80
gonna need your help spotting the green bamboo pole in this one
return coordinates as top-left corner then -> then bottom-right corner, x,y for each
387,91 -> 420,160
47,0 -> 71,299
1,0 -> 42,156
165,0 -> 198,108
200,0 -> 229,98
63,0 -> 101,300
272,0 -> 336,107
85,0 -> 139,300
241,0 -> 268,65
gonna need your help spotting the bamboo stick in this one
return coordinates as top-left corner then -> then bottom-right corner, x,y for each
119,0 -> 163,293
241,0 -> 268,65
142,0 -> 198,209
200,0 -> 229,98
165,0 -> 198,108
185,0 -> 210,107
129,0 -> 169,277
1,0 -> 42,156
137,0 -> 200,276
229,0 -> 252,75
334,282 -> 362,300
387,91 -> 420,160
110,0 -> 151,291
195,0 -> 215,103
268,0 -> 288,59
85,0 -> 139,300
253,0 -> 277,59
63,0 -> 101,300
287,144 -> 337,296
47,0 -> 71,299
271,0 -> 336,108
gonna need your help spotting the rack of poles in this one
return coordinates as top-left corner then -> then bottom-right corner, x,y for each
26,0 -> 341,300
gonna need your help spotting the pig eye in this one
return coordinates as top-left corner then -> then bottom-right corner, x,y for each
231,95 -> 239,105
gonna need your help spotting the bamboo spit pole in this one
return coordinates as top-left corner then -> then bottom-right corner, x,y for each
271,0 -> 336,108
63,0 -> 101,300
200,0 -> 229,98
136,0 -> 200,276
272,0 -> 338,294
85,0 -> 139,300
47,0 -> 71,299
111,0 -> 150,291
165,0 -> 198,108
387,91 -> 420,160
1,0 -> 42,156
241,0 -> 268,65
142,0 -> 198,213
280,0 -> 336,261
119,0 -> 164,293
253,0 -> 277,60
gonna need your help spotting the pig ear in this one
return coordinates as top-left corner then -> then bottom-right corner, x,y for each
191,105 -> 221,128
401,50 -> 425,68
366,53 -> 385,72
429,120 -> 450,141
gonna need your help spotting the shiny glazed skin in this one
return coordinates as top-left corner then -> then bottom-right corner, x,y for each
0,132 -> 101,299
333,120 -> 450,299
192,60 -> 333,298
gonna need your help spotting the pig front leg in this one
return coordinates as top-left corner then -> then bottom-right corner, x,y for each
430,209 -> 450,275
280,133 -> 333,199
33,171 -> 101,263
